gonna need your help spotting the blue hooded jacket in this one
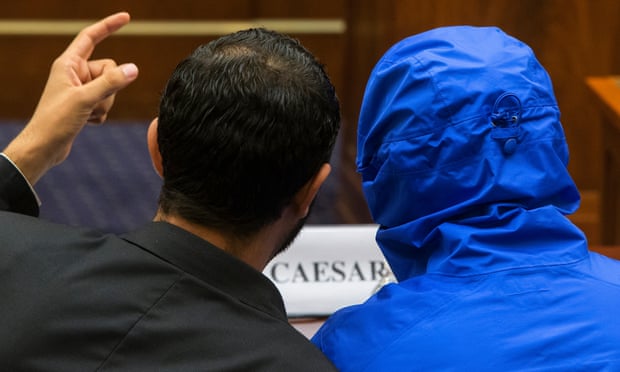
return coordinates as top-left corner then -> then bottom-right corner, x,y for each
312,26 -> 620,370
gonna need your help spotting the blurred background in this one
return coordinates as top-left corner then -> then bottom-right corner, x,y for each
0,0 -> 618,244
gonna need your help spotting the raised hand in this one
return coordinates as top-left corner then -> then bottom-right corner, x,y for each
3,12 -> 138,184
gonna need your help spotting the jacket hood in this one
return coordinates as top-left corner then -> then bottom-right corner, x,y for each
357,26 -> 582,280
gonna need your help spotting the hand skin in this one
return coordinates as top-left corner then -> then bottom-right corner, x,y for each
2,12 -> 139,185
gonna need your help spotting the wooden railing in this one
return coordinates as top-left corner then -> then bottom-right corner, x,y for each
586,76 -> 620,245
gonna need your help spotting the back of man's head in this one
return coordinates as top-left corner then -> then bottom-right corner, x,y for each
157,28 -> 340,238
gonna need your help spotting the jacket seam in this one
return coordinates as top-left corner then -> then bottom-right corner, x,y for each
425,255 -> 589,279
95,274 -> 184,370
359,288 -> 464,372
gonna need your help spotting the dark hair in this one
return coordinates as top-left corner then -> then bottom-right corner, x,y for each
157,28 -> 341,238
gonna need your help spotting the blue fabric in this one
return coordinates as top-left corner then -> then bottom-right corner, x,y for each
0,122 -> 160,233
312,26 -> 620,370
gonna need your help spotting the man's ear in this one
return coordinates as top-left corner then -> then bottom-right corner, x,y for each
147,118 -> 163,178
293,163 -> 331,218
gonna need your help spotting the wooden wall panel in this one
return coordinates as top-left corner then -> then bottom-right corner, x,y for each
0,1 -> 346,121
1,1 -> 255,19
254,0 -> 346,18
0,36 -> 69,119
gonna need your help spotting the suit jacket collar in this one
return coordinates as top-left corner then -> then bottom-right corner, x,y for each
121,221 -> 287,320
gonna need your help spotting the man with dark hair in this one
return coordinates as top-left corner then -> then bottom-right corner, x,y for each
0,13 -> 339,371
154,28 -> 339,251
312,26 -> 620,370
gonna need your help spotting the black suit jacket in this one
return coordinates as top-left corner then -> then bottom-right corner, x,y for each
0,156 -> 337,371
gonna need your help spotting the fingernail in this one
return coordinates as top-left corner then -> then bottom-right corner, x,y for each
121,63 -> 138,79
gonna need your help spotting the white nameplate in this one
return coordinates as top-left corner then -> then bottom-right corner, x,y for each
263,224 -> 395,317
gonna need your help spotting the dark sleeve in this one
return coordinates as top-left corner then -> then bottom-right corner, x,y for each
0,155 -> 39,216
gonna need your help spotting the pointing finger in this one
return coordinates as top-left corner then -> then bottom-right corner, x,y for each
63,12 -> 131,60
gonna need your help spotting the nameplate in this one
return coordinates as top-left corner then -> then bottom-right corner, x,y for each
263,224 -> 395,317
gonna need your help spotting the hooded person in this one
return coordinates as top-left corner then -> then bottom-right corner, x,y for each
311,26 -> 620,370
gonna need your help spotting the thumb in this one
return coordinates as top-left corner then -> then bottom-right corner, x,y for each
82,63 -> 139,103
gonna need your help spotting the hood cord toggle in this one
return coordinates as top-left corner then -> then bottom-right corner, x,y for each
490,92 -> 522,155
